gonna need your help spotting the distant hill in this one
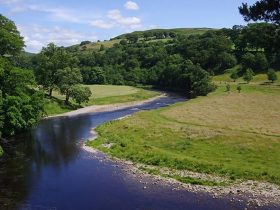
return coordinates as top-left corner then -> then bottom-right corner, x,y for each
66,27 -> 215,52
114,28 -> 215,39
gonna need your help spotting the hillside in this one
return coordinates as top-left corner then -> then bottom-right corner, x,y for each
69,28 -> 214,52
114,28 -> 215,39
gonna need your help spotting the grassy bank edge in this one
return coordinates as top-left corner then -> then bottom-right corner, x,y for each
44,87 -> 160,116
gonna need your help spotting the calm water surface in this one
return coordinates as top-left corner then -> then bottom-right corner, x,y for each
0,96 -> 275,210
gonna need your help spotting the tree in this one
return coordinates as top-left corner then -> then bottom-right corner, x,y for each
237,85 -> 242,93
230,70 -> 239,82
0,14 -> 44,137
0,58 -> 44,136
243,68 -> 254,83
80,41 -> 91,46
56,67 -> 83,104
0,91 -> 3,138
126,34 -> 138,43
0,14 -> 24,56
267,69 -> 278,82
99,44 -> 105,51
226,84 -> 231,92
239,0 -> 280,24
120,39 -> 128,45
241,52 -> 268,72
35,43 -> 78,96
69,85 -> 92,105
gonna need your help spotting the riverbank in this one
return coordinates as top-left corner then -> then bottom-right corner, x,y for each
44,85 -> 160,116
45,93 -> 166,119
85,81 -> 280,207
83,130 -> 280,208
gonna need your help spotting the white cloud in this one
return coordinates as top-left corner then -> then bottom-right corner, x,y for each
90,20 -> 114,29
18,24 -> 98,52
107,9 -> 141,27
124,1 -> 139,10
10,4 -> 81,23
90,9 -> 141,30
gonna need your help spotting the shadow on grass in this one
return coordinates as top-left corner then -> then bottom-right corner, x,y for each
259,82 -> 273,86
44,94 -> 82,115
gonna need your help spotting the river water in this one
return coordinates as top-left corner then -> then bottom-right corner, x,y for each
0,96 -> 274,210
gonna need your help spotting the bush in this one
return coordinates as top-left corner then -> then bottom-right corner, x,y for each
69,85 -> 92,105
230,70 -> 239,82
267,69 -> 278,83
243,68 -> 254,83
241,52 -> 268,72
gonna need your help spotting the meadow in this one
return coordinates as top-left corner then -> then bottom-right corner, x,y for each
87,73 -> 280,185
44,85 -> 159,116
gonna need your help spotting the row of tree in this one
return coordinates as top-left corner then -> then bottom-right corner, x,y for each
0,15 -> 44,137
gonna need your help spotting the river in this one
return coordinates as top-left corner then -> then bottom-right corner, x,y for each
0,96 -> 273,210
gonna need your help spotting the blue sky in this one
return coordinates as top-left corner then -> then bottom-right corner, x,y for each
0,0 -> 256,52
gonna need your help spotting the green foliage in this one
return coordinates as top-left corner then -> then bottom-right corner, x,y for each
56,67 -> 83,104
239,0 -> 280,24
226,84 -> 231,92
126,33 -> 139,43
99,44 -> 105,51
0,145 -> 3,157
34,43 -> 78,96
0,13 -> 45,138
0,91 -> 3,138
237,85 -> 242,93
80,41 -> 91,46
81,66 -> 106,84
243,68 -> 254,83
176,31 -> 236,74
241,52 -> 268,72
230,70 -> 239,82
69,85 -> 92,105
0,14 -> 24,56
267,69 -> 278,82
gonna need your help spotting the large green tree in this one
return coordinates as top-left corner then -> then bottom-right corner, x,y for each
56,67 -> 83,104
0,14 -> 24,56
0,14 -> 44,137
35,43 -> 78,96
239,0 -> 280,24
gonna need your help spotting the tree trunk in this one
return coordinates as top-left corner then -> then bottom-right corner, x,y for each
49,88 -> 53,97
65,93 -> 70,105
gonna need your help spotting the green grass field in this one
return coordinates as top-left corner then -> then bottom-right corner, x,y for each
87,73 -> 280,185
44,85 -> 159,116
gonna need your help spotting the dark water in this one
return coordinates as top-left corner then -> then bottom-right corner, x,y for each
0,96 -> 275,210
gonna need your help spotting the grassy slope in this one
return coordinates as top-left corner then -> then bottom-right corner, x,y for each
44,85 -> 159,116
87,73 -> 280,185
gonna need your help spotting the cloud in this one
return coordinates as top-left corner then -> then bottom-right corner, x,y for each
90,9 -> 141,30
9,4 -> 82,23
18,24 -> 98,52
90,20 -> 114,29
124,1 -> 139,10
107,9 -> 141,27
